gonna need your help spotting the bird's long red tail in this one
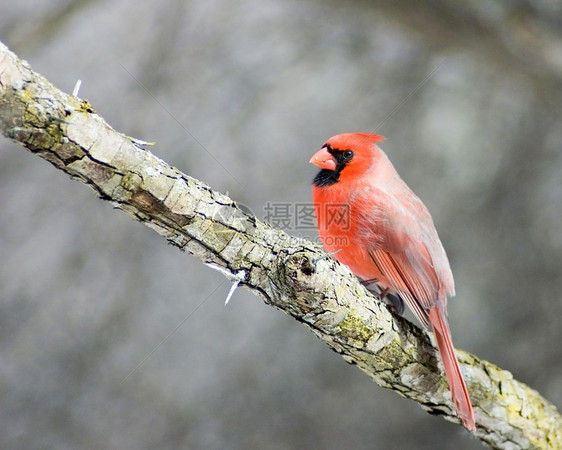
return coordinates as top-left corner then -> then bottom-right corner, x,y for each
429,305 -> 475,430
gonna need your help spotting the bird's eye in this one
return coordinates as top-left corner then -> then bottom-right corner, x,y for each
343,150 -> 354,161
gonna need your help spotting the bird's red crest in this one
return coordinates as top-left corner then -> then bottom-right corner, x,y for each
325,133 -> 385,151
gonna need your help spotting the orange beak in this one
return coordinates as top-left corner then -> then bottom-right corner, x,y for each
309,147 -> 337,171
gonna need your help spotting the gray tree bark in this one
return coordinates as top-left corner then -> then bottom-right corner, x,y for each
1,41 -> 560,450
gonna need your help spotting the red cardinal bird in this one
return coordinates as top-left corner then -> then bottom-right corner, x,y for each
310,133 -> 475,430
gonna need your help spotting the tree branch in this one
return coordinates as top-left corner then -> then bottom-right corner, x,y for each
1,41 -> 560,449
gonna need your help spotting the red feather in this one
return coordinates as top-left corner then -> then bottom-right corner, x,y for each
311,133 -> 475,430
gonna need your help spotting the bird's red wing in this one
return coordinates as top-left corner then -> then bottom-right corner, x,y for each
368,248 -> 431,328
356,187 -> 444,326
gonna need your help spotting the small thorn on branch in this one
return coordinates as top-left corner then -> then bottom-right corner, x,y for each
72,79 -> 82,97
224,280 -> 240,305
204,262 -> 248,305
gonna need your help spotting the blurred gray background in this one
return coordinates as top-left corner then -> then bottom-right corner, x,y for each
1,1 -> 561,449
